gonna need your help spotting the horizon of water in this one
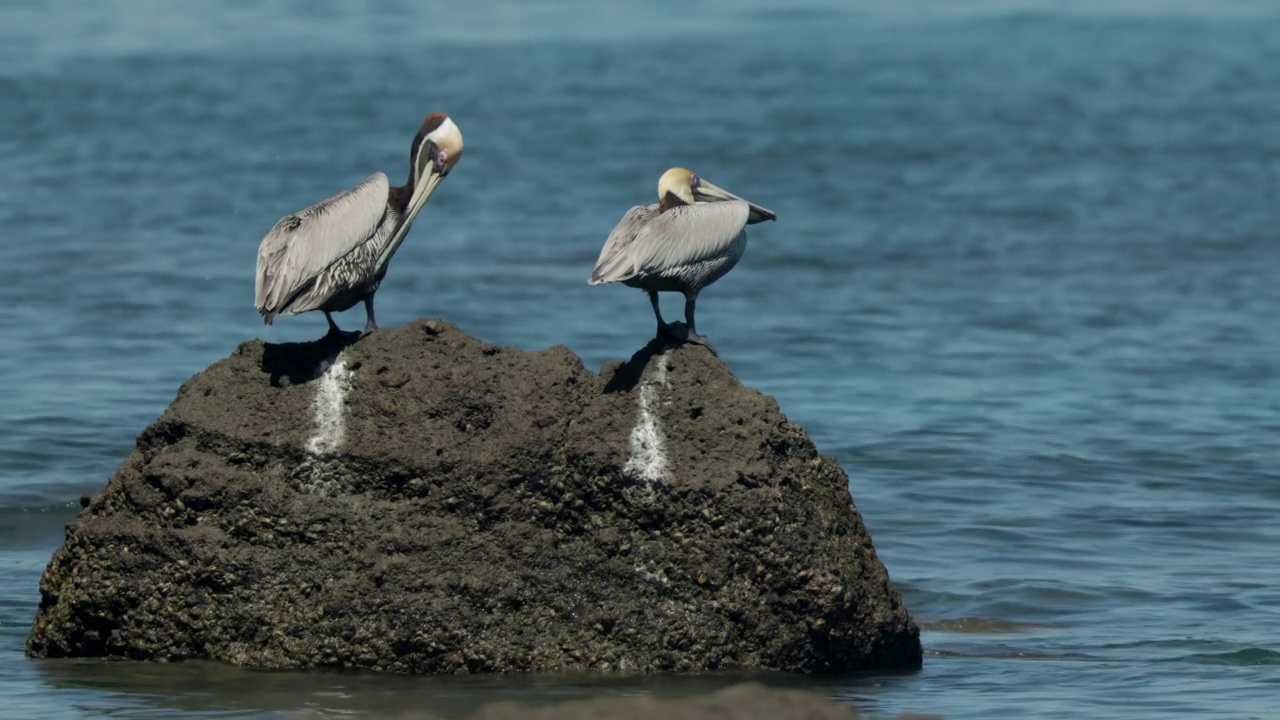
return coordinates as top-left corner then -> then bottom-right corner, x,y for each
2,1 -> 1279,718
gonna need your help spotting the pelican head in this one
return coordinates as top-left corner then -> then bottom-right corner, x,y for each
658,167 -> 698,206
373,113 -> 464,271
405,113 -> 463,219
657,166 -> 777,222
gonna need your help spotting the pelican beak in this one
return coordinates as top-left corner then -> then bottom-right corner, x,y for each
394,165 -> 442,235
373,146 -> 448,270
409,154 -> 446,219
693,179 -> 778,222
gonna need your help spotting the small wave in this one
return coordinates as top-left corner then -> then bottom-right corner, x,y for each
0,498 -> 83,515
1172,648 -> 1280,667
921,617 -> 1069,634
924,646 -> 1066,661
0,499 -> 84,551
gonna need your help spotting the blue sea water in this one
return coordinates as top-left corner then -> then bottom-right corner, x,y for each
1,1 -> 1278,718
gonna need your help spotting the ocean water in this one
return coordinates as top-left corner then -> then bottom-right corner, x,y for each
2,1 -> 1278,718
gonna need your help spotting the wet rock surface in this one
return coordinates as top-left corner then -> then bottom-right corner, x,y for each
27,319 -> 921,674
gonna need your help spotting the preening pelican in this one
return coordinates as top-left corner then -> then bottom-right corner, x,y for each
254,113 -> 464,337
589,167 -> 776,354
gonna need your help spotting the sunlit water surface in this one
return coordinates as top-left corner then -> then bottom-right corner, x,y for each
1,1 -> 1278,718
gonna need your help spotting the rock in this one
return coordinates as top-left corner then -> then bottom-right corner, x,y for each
27,319 -> 921,674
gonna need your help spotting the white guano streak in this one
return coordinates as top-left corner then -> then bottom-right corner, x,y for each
624,354 -> 669,484
306,354 -> 353,456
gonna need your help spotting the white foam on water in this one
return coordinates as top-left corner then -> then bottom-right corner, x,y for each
624,354 -> 669,485
306,354 -> 353,456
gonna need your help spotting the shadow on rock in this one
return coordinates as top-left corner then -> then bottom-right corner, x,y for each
260,332 -> 358,387
603,333 -> 705,394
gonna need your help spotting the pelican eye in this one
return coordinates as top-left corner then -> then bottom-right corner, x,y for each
690,174 -> 701,188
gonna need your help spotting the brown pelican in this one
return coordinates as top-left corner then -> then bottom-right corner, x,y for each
589,167 -> 776,353
254,113 -> 464,337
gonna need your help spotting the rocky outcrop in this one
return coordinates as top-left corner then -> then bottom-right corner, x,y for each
27,319 -> 920,674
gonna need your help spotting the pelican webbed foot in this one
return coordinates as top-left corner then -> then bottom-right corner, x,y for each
653,321 -> 718,356
680,294 -> 717,356
319,311 -> 366,346
681,330 -> 718,357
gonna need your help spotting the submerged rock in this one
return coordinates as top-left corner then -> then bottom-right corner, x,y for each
291,682 -> 943,720
462,683 -> 863,720
27,319 -> 921,674
407,682 -> 940,720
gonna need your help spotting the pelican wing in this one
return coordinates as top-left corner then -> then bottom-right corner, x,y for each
255,172 -> 390,314
589,201 -> 749,284
588,204 -> 657,284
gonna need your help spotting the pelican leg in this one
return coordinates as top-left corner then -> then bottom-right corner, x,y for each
682,292 -> 717,356
323,311 -> 343,337
361,295 -> 378,336
650,291 -> 677,339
